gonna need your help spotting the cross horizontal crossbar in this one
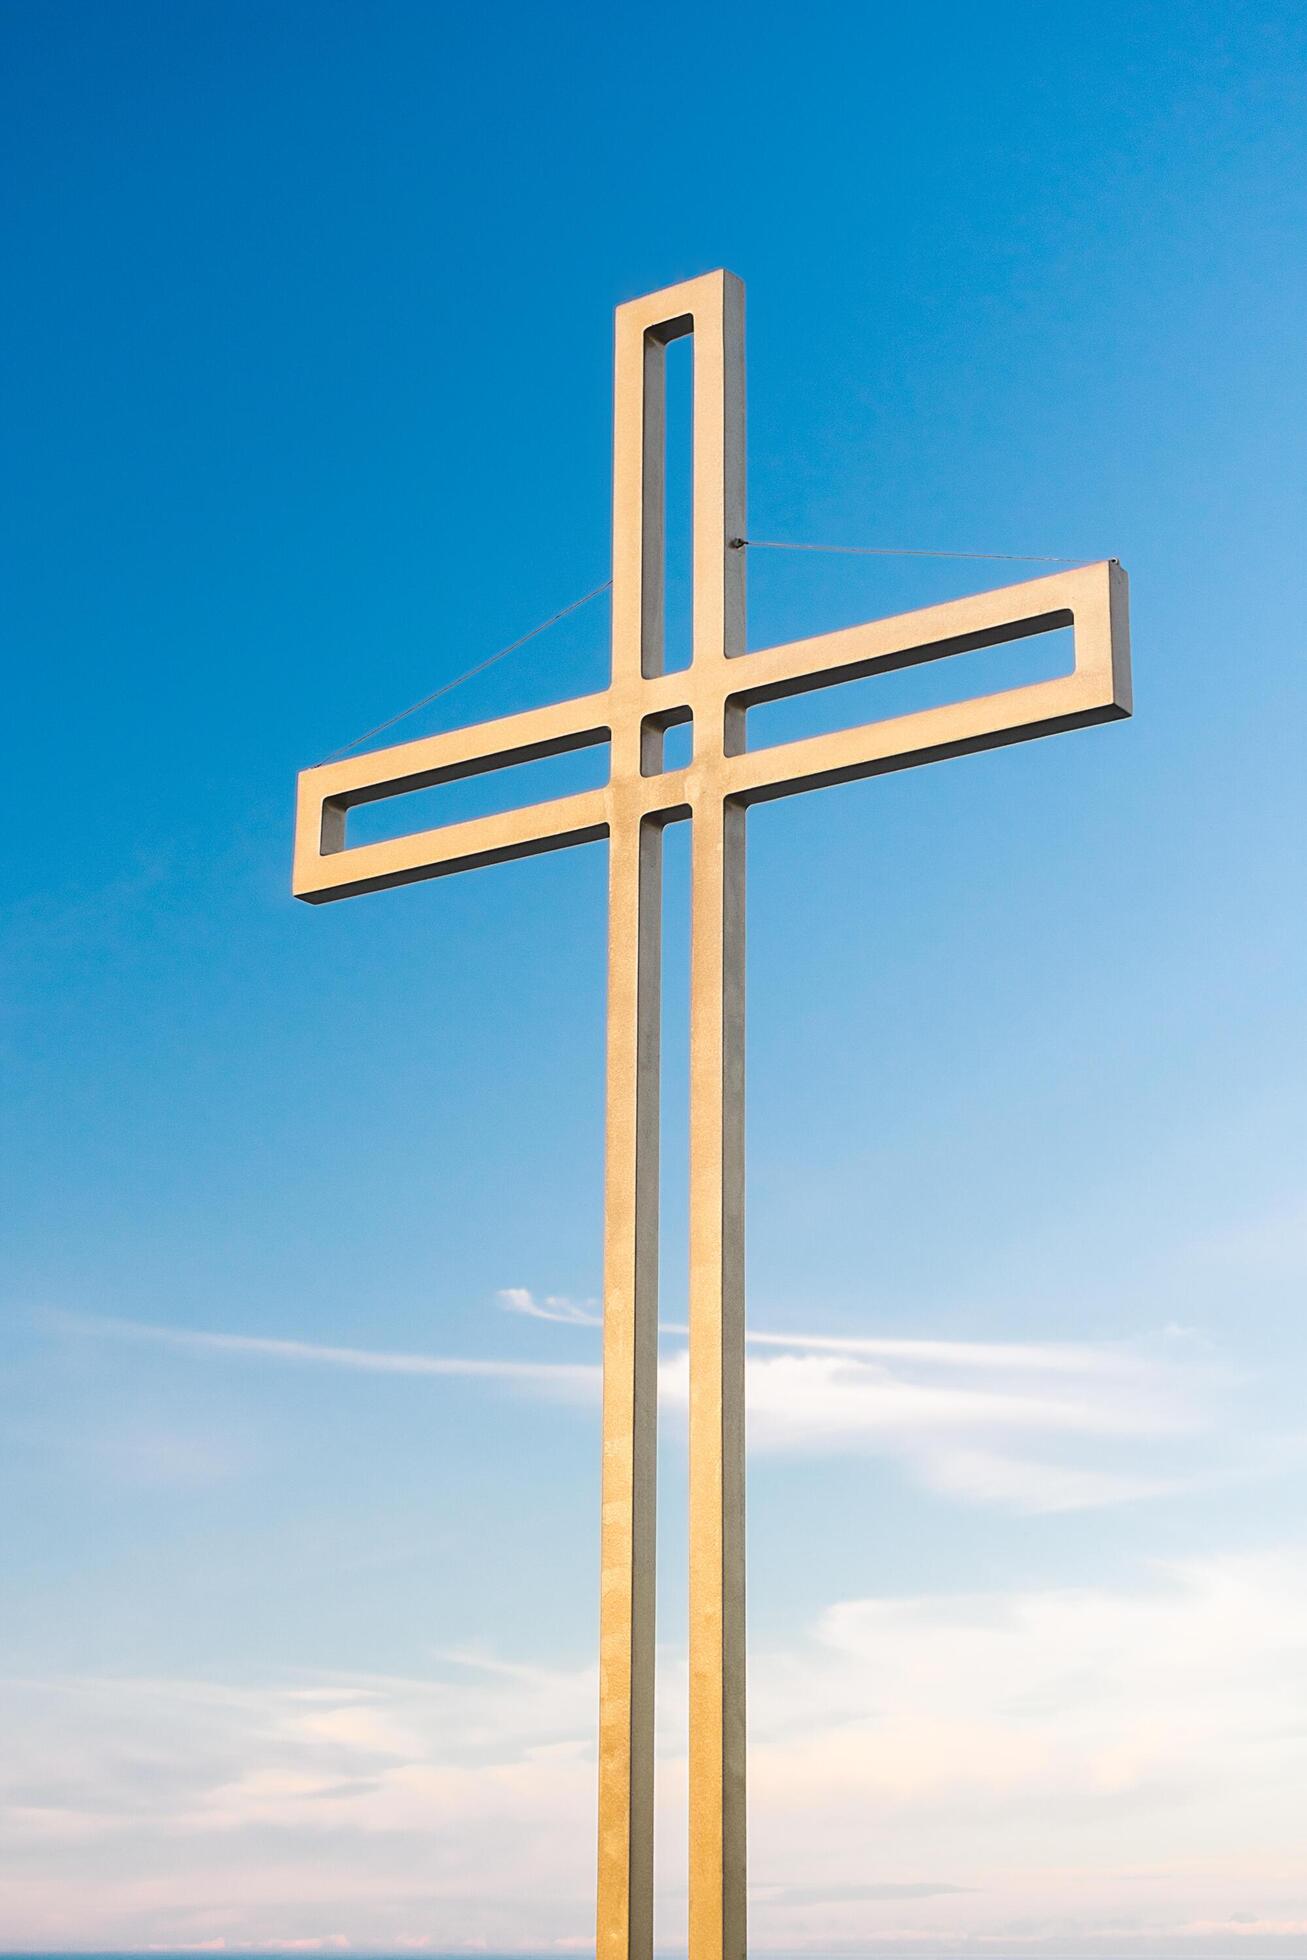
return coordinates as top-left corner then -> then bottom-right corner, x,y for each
293,556 -> 1129,903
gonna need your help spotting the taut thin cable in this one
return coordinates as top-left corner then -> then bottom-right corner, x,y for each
318,577 -> 613,764
731,537 -> 1103,565
317,540 -> 1103,765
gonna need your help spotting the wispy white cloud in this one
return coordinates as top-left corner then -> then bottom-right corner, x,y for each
497,1287 -> 602,1327
490,1289 -> 1163,1384
46,1310 -> 600,1394
745,1325 -> 1153,1377
662,1328 -> 1226,1512
908,1442 -> 1200,1512
680,1347 -> 1194,1442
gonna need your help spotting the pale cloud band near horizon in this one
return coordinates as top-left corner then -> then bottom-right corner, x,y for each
4,1548 -> 1307,1952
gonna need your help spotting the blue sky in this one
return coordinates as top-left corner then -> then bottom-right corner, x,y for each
2,0 -> 1306,1951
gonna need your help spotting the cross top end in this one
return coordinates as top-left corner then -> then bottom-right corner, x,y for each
293,270 -> 1128,906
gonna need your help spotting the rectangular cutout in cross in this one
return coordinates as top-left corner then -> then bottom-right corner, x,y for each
745,623 -> 1075,754
346,739 -> 610,848
634,312 -> 695,679
641,707 -> 694,776
294,695 -> 612,901
660,331 -> 694,676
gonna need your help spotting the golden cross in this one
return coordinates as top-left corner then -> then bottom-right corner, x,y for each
293,270 -> 1131,1960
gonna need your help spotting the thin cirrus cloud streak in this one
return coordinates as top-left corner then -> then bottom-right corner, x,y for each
45,1304 -> 1227,1515
499,1287 -> 1157,1373
45,1310 -> 598,1391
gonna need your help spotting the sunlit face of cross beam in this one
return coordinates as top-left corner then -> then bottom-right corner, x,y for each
293,270 -> 1131,1960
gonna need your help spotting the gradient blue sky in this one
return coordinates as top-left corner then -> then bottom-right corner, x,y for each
2,0 -> 1306,1951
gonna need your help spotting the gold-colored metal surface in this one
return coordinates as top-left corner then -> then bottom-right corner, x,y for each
293,271 -> 1132,1960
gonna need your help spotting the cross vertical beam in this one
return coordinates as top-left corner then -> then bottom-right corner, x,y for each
683,277 -> 748,1960
598,270 -> 749,1960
